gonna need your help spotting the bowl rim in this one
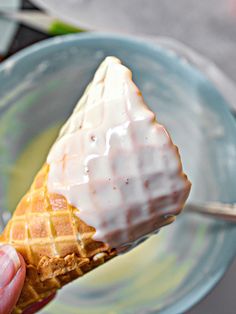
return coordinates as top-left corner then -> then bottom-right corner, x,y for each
0,32 -> 236,314
1,31 -> 236,112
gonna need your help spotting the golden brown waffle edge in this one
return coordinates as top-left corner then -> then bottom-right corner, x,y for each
0,164 -> 116,313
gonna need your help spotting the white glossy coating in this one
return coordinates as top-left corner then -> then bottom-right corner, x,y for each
47,57 -> 190,249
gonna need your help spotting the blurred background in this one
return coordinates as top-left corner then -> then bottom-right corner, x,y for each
1,0 -> 236,313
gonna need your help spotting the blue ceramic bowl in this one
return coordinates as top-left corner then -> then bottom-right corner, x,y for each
0,33 -> 236,314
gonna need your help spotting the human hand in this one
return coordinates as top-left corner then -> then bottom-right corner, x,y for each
0,245 -> 55,314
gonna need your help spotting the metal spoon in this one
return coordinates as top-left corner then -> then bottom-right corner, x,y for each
185,202 -> 236,222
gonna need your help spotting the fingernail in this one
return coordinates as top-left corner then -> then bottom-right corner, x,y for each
0,245 -> 21,288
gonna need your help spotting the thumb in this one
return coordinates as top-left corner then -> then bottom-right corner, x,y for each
0,245 -> 26,314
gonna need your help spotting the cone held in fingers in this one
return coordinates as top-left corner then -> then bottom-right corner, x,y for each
0,57 -> 191,313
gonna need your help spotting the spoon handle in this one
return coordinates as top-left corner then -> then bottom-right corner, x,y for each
185,202 -> 236,222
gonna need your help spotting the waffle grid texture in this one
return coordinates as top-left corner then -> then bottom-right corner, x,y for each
0,164 -> 116,313
0,58 -> 191,313
46,56 -> 191,248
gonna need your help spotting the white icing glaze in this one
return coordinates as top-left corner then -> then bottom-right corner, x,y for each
47,57 -> 190,249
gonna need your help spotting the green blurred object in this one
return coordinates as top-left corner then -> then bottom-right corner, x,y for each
0,10 -> 85,35
49,20 -> 84,35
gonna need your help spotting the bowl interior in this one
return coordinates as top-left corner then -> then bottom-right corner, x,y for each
0,34 -> 236,314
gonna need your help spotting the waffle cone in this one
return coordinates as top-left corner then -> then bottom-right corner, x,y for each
0,163 -> 178,313
0,57 -> 191,313
0,164 -> 117,313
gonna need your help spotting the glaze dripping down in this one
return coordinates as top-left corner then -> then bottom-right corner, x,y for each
47,57 -> 191,250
